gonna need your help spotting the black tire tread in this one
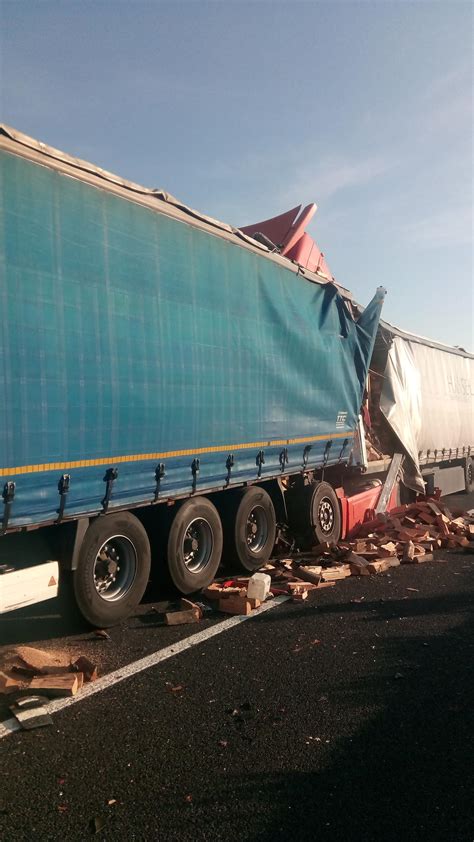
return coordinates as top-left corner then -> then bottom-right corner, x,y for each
223,486 -> 277,573
166,496 -> 223,593
310,481 -> 342,544
73,512 -> 151,628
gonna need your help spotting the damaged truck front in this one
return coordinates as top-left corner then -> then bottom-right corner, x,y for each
0,125 -> 384,626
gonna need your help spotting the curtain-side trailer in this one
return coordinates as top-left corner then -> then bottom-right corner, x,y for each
360,320 -> 473,497
0,126 -> 385,626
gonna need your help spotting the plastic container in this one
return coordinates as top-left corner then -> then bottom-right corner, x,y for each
247,572 -> 271,602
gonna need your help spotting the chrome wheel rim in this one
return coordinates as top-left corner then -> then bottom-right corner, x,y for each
318,498 -> 335,535
93,535 -> 138,601
182,518 -> 213,573
246,505 -> 268,553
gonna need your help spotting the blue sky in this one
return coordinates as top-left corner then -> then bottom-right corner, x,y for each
2,0 -> 472,349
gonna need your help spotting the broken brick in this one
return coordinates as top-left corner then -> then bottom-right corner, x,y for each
218,596 -> 252,616
165,608 -> 201,625
72,656 -> 98,682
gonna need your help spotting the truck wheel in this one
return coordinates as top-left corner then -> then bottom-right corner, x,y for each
73,512 -> 151,628
167,497 -> 223,593
310,482 -> 342,545
225,486 -> 277,572
465,457 -> 474,493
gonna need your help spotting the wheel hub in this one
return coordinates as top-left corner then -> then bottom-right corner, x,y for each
93,536 -> 137,601
246,506 -> 268,553
182,519 -> 213,573
318,498 -> 334,534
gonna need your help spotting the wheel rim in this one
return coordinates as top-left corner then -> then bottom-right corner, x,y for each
317,497 -> 335,535
93,534 -> 138,601
246,505 -> 268,553
182,518 -> 214,573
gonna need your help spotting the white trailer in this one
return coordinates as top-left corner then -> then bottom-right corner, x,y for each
365,320 -> 473,497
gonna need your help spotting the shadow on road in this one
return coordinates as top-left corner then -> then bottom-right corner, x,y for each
171,588 -> 474,842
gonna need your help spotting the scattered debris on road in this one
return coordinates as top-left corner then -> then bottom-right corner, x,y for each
0,671 -> 22,694
1,496 -> 472,736
252,497 -> 474,599
166,683 -> 184,693
29,674 -> 81,697
165,498 -> 474,614
10,645 -> 70,676
177,500 -> 472,616
9,695 -> 53,729
72,656 -> 98,682
0,644 -> 100,721
90,815 -> 108,834
218,595 -> 252,615
165,598 -> 202,625
93,629 -> 111,641
246,572 -> 271,601
164,597 -> 204,625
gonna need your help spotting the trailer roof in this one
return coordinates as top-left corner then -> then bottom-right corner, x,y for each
0,124 -> 354,300
378,318 -> 474,358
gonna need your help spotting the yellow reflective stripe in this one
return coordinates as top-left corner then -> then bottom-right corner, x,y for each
0,431 -> 353,476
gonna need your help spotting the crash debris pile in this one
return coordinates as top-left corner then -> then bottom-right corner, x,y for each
266,498 -> 474,598
162,500 -> 474,618
162,572 -> 274,625
204,570 -> 272,614
0,646 -> 98,728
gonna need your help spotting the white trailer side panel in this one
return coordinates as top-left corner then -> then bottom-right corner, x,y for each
380,335 -> 474,491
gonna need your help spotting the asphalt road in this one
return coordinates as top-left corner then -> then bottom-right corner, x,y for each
0,492 -> 473,842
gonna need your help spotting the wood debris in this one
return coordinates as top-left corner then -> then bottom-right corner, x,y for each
321,564 -> 351,581
0,671 -> 22,694
366,559 -> 392,574
186,497 -> 474,613
243,496 -> 474,597
9,695 -> 53,729
71,656 -> 98,682
291,590 -> 308,602
165,608 -> 201,626
248,598 -> 261,609
29,674 -> 81,697
218,596 -> 252,615
11,646 -> 70,676
0,645 -> 98,699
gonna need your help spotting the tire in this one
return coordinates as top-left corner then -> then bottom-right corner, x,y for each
310,482 -> 342,544
167,497 -> 223,593
224,486 -> 277,572
465,456 -> 474,493
73,512 -> 151,628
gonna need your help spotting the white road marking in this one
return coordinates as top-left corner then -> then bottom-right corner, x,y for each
0,595 -> 290,740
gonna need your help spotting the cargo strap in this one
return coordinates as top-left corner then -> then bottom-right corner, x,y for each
323,440 -> 332,466
303,444 -> 312,469
279,448 -> 288,473
225,454 -> 234,486
102,468 -> 118,513
1,482 -> 15,534
154,464 -> 166,501
338,438 -> 349,461
191,459 -> 200,493
57,474 -> 70,522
